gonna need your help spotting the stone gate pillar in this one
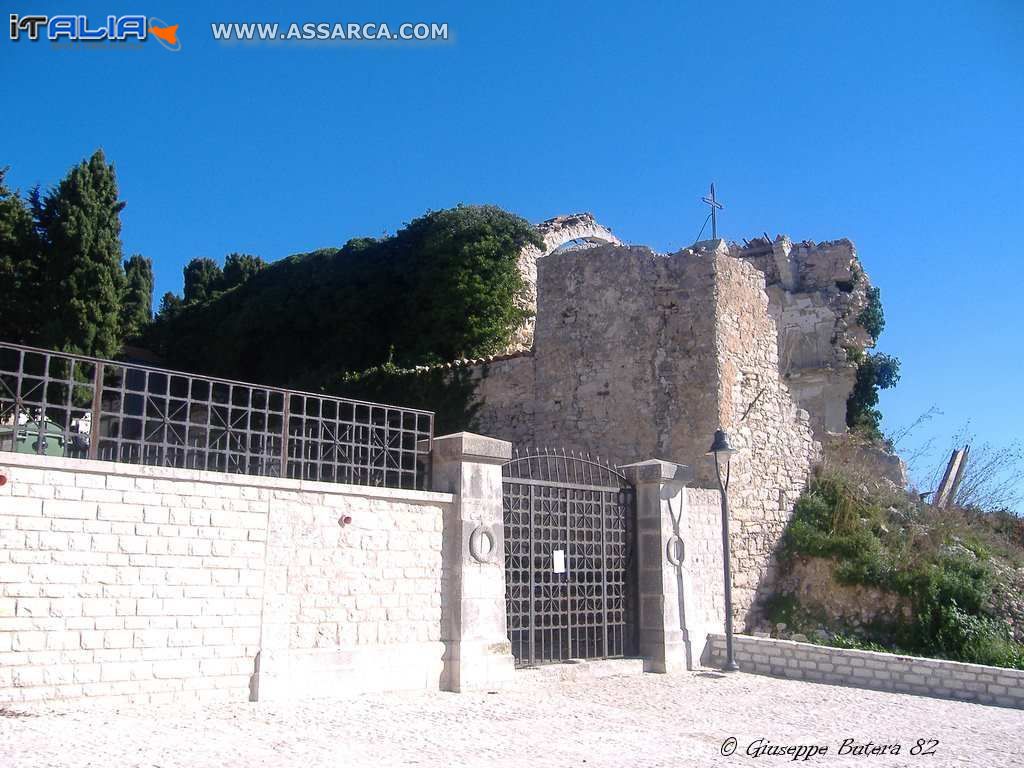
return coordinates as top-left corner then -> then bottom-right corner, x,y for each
621,459 -> 708,672
428,432 -> 517,692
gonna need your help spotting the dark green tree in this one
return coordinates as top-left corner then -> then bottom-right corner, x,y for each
222,253 -> 266,290
120,254 -> 153,339
182,257 -> 224,304
148,204 -> 543,387
395,205 -> 542,362
0,167 -> 43,344
34,149 -> 126,357
858,285 -> 885,342
156,291 -> 183,320
847,351 -> 901,439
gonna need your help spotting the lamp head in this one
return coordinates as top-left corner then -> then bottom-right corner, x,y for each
707,429 -> 738,464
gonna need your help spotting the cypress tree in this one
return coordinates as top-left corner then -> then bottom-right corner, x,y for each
0,167 -> 43,344
156,291 -> 183,319
120,254 -> 153,339
36,149 -> 126,357
222,253 -> 266,290
182,257 -> 224,304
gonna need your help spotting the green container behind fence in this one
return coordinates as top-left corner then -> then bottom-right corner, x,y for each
0,419 -> 67,457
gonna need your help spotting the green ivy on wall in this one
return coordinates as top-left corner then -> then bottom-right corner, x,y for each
146,205 -> 542,395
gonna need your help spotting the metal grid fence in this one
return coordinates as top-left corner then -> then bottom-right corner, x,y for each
0,342 -> 433,490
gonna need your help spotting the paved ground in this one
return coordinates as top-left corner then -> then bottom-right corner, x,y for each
1,669 -> 1020,768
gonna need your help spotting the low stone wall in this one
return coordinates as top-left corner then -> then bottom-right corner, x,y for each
704,634 -> 1024,709
0,452 -> 453,705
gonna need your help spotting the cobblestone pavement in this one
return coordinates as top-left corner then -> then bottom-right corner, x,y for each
1,670 -> 1020,768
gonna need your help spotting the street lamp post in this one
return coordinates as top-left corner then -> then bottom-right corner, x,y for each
707,428 -> 740,672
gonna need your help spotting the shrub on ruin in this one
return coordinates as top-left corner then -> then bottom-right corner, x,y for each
857,285 -> 885,342
846,351 -> 901,442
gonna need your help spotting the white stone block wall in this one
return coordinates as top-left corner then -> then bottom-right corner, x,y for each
678,487 -> 726,650
255,487 -> 447,700
0,452 -> 453,705
704,634 -> 1024,710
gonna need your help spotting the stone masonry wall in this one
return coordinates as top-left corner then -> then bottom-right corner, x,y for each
734,237 -> 871,437
711,250 -> 820,625
470,241 -> 818,627
478,244 -> 720,467
704,634 -> 1024,710
506,217 -> 875,441
474,354 -> 536,449
505,213 -> 621,353
0,452 -> 452,705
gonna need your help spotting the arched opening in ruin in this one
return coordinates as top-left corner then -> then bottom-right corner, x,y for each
548,236 -> 616,255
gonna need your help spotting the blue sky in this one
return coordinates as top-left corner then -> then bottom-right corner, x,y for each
3,1 -> 1022,491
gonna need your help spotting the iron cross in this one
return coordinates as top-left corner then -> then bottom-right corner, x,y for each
702,183 -> 724,240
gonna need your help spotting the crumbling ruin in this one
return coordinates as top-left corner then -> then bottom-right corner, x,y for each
452,214 -> 880,625
506,214 -> 875,443
506,213 -> 621,353
733,236 -> 872,438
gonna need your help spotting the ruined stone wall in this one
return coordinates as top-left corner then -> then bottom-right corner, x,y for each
480,244 -> 719,467
436,220 -> 883,628
775,556 -> 913,631
509,216 -> 874,441
474,354 -> 536,448
734,237 -> 872,438
506,213 -> 621,353
711,252 -> 820,620
470,241 -> 819,626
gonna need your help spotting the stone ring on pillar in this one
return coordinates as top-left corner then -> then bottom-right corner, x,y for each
666,535 -> 684,566
469,525 -> 498,563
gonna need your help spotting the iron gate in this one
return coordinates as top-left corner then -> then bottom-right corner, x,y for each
502,448 -> 636,667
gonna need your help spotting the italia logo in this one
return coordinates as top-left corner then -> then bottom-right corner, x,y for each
8,14 -> 181,50
148,18 -> 179,50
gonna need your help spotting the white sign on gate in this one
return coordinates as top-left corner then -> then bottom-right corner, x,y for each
552,549 -> 566,573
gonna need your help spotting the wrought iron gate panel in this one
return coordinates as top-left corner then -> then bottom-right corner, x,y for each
503,449 -> 635,668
